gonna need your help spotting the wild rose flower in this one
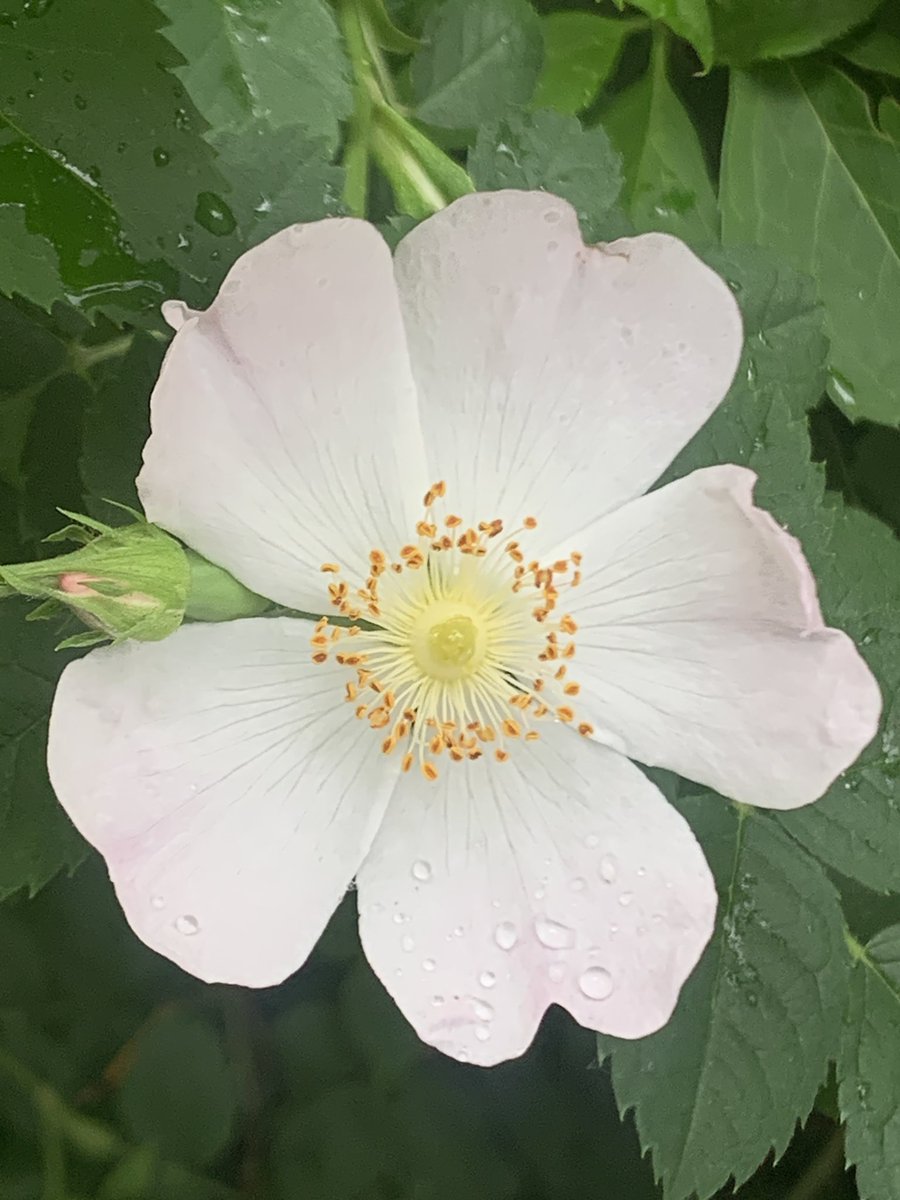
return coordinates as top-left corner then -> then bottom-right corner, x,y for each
47,191 -> 880,1066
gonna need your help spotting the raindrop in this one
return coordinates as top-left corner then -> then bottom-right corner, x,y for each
153,146 -> 170,167
174,914 -> 199,936
473,999 -> 494,1022
452,925 -> 464,938
174,106 -> 190,131
194,191 -> 237,236
423,958 -> 436,972
411,859 -> 432,882
474,1026 -> 491,1042
401,935 -> 414,952
618,892 -> 634,907
599,856 -> 617,883
73,93 -> 86,110
392,912 -> 407,925
24,0 -> 54,15
431,994 -> 445,1007
494,921 -> 518,951
828,370 -> 857,408
535,918 -> 575,950
636,866 -> 646,877
150,895 -> 165,910
479,970 -> 496,989
579,967 -> 614,1000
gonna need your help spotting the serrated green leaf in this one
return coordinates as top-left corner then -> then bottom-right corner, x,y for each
601,801 -> 848,1200
532,13 -> 640,116
118,1011 -> 238,1167
627,0 -> 881,67
720,63 -> 900,426
599,35 -> 718,243
207,120 -> 345,242
157,0 -> 352,151
412,0 -> 543,129
468,109 -> 625,242
0,206 -> 62,311
840,927 -> 900,1200
0,0 -> 239,307
0,600 -> 85,901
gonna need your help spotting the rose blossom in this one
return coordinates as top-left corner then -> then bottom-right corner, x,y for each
47,191 -> 880,1066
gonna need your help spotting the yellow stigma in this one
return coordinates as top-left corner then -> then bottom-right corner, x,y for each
412,603 -> 486,681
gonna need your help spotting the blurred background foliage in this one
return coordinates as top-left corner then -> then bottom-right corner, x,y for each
0,0 -> 899,1196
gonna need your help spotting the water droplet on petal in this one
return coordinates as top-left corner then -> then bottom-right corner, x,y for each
474,1025 -> 491,1042
570,877 -> 586,892
401,935 -> 414,952
411,860 -> 432,882
423,958 -> 436,972
599,856 -> 617,883
618,892 -> 634,907
535,918 -> 575,950
150,895 -> 165,910
174,914 -> 199,936
585,834 -> 599,849
432,994 -> 445,1007
473,999 -> 494,1021
579,967 -> 613,1000
494,922 -> 518,951
453,925 -> 464,938
392,911 -> 407,925
479,971 -> 496,989
456,1048 -> 469,1063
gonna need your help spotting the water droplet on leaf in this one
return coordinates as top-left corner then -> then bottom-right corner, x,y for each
194,191 -> 236,236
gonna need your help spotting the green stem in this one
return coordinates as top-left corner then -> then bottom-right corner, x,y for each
338,0 -> 378,216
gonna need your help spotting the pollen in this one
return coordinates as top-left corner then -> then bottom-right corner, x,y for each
310,483 -> 589,779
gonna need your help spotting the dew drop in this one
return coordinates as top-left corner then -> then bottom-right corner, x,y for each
599,856 -> 617,883
579,967 -> 613,1000
174,914 -> 199,936
618,892 -> 634,907
474,1025 -> 491,1042
150,895 -> 165,910
411,859 -> 432,882
473,999 -> 494,1022
535,918 -> 575,950
153,146 -> 170,167
494,921 -> 518,951
479,970 -> 496,989
392,912 -> 407,925
452,925 -> 464,938
431,994 -> 445,1007
194,191 -> 237,236
401,935 -> 415,952
456,1048 -> 469,1063
423,958 -> 436,972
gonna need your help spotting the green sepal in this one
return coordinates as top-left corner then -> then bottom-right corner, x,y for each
371,103 -> 475,218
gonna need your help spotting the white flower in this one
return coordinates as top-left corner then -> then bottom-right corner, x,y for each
47,191 -> 880,1067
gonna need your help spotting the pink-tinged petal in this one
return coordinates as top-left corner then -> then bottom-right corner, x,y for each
570,465 -> 881,809
357,731 -> 716,1067
47,619 -> 396,987
393,191 -> 742,549
138,220 -> 428,611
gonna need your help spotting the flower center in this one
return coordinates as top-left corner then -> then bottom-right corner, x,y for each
311,481 -> 594,781
414,605 -> 484,680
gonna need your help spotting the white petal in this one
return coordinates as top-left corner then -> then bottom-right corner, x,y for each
356,731 -> 716,1066
47,619 -> 397,986
139,220 -> 428,610
570,465 -> 881,809
393,190 -> 742,548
